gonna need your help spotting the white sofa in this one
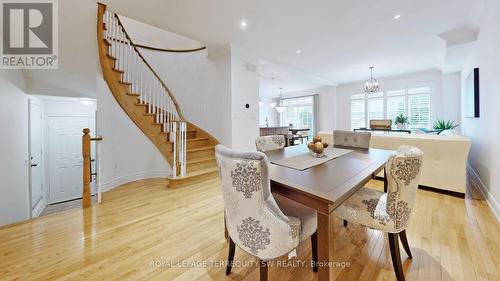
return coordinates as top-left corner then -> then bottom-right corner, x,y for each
318,131 -> 471,195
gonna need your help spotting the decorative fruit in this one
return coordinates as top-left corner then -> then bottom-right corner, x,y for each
313,135 -> 322,143
314,142 -> 324,154
322,142 -> 329,148
307,142 -> 315,151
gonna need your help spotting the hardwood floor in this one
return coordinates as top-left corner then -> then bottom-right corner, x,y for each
0,175 -> 498,281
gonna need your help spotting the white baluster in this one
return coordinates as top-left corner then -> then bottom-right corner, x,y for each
181,121 -> 186,177
153,80 -> 158,118
132,49 -> 137,94
172,123 -> 177,178
111,14 -> 116,59
147,73 -> 152,114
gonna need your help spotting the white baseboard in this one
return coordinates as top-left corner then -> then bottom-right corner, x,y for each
100,170 -> 170,193
31,196 -> 47,218
467,164 -> 500,221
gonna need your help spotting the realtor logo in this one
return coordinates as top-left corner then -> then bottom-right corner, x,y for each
1,0 -> 58,69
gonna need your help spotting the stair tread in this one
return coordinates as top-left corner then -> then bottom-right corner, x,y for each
187,146 -> 215,152
127,92 -> 140,96
119,81 -> 132,85
107,54 -> 117,60
113,68 -> 125,73
187,155 -> 216,164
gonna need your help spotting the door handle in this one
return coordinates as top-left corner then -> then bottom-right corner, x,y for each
31,163 -> 38,167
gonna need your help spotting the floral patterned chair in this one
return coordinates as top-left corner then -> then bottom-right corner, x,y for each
215,145 -> 318,281
255,135 -> 286,152
333,130 -> 372,149
334,145 -> 424,281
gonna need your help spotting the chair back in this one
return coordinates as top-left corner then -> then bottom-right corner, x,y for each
255,135 -> 286,152
333,130 -> 371,149
215,145 -> 299,259
385,145 -> 424,231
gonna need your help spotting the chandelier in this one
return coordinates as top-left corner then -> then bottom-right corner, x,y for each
364,66 -> 380,93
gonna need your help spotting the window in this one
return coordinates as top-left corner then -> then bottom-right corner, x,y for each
350,86 -> 431,130
367,93 -> 384,121
408,87 -> 431,129
386,90 -> 406,122
350,95 -> 366,129
279,95 -> 317,137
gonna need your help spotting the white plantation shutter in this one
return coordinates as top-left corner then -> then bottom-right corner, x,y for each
386,96 -> 406,122
408,87 -> 431,129
367,97 -> 384,121
351,95 -> 366,129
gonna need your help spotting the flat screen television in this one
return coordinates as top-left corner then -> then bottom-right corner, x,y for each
465,68 -> 480,118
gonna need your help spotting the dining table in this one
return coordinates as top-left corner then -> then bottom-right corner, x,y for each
264,144 -> 393,281
289,128 -> 310,135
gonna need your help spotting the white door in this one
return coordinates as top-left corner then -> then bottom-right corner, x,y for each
29,100 -> 44,211
48,116 -> 96,204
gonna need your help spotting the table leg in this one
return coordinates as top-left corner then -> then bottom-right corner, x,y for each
316,212 -> 330,281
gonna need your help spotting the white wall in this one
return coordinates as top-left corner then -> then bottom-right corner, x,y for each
442,72 -> 462,130
141,47 -> 232,146
259,98 -> 278,127
230,45 -> 260,151
336,70 -> 445,130
0,70 -> 30,226
461,0 -> 500,218
96,75 -> 170,191
119,15 -> 201,50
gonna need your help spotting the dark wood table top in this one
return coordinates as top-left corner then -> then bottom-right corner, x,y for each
265,145 -> 394,212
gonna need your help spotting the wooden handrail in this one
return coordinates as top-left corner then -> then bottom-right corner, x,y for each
107,37 -> 207,53
135,44 -> 207,53
113,14 -> 186,121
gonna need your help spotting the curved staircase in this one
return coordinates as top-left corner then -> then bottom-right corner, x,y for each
97,3 -> 218,188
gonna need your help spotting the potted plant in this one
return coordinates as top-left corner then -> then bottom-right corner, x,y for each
433,120 -> 459,134
394,113 -> 409,130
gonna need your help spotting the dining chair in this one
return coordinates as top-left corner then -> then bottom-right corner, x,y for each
255,135 -> 286,152
297,131 -> 309,144
333,130 -> 378,202
333,130 -> 371,149
215,145 -> 318,281
334,145 -> 424,281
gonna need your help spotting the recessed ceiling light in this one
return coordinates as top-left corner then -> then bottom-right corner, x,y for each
296,49 -> 301,54
394,14 -> 401,20
240,20 -> 247,29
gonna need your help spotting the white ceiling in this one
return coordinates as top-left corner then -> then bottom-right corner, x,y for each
21,0 -> 485,99
23,0 -> 98,98
104,0 -> 485,88
258,59 -> 330,101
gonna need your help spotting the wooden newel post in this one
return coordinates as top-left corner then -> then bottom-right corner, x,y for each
82,128 -> 91,208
